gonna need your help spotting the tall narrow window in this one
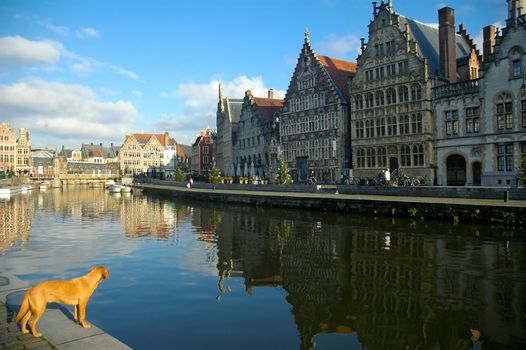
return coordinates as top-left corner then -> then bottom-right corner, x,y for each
366,120 -> 374,138
398,86 -> 409,102
411,114 -> 423,134
521,98 -> 526,128
445,110 -> 459,136
375,91 -> 385,106
496,93 -> 513,130
357,149 -> 365,168
386,88 -> 396,104
355,95 -> 363,110
401,145 -> 411,166
465,107 -> 480,133
387,116 -> 397,136
399,115 -> 410,135
512,60 -> 521,79
411,84 -> 422,100
378,147 -> 387,167
366,148 -> 376,168
413,145 -> 424,166
497,143 -> 514,172
376,118 -> 385,136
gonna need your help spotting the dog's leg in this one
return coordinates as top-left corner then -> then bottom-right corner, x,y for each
28,302 -> 45,337
74,304 -> 79,322
77,302 -> 91,329
19,310 -> 31,334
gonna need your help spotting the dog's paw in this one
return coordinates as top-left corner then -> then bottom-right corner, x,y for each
33,332 -> 42,337
81,322 -> 91,329
21,329 -> 29,334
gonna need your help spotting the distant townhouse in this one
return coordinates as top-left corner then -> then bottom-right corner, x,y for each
81,143 -> 120,164
233,89 -> 283,180
280,31 -> 357,183
433,0 -> 526,186
191,128 -> 215,176
349,2 -> 478,185
216,84 -> 243,176
31,148 -> 56,177
16,128 -> 31,175
0,122 -> 17,174
120,132 -> 177,175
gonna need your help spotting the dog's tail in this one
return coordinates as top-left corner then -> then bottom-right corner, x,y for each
15,292 -> 30,323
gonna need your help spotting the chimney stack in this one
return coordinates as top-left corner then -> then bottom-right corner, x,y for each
439,7 -> 457,83
483,25 -> 496,62
268,89 -> 274,99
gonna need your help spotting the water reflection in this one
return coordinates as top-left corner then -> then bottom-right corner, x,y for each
210,205 -> 525,350
0,189 -> 524,349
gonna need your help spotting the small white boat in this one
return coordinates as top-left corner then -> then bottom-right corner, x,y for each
120,185 -> 132,193
105,180 -> 116,189
108,184 -> 122,193
21,186 -> 30,193
0,188 -> 11,195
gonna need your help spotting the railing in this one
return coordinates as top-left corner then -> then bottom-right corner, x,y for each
432,79 -> 479,100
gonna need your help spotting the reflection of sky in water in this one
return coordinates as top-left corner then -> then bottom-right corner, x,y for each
0,188 -> 524,350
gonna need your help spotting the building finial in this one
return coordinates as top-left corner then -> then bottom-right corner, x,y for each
218,82 -> 223,100
305,27 -> 310,42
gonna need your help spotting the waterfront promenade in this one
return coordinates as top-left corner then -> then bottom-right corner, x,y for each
0,271 -> 131,350
137,181 -> 526,226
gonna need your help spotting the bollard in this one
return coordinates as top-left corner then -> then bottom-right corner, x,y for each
503,190 -> 509,202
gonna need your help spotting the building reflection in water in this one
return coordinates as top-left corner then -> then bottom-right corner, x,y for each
209,204 -> 525,350
0,193 -> 33,251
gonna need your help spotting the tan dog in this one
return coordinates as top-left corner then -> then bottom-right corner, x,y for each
15,266 -> 109,337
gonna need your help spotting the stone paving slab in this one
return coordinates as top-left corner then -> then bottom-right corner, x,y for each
0,272 -> 131,350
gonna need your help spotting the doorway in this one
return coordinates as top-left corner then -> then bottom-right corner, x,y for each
446,154 -> 466,186
472,162 -> 481,185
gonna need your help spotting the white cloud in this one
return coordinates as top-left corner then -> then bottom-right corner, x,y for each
319,33 -> 361,58
0,36 -> 61,67
158,75 -> 285,144
77,27 -> 99,39
0,79 -> 139,147
132,90 -> 143,98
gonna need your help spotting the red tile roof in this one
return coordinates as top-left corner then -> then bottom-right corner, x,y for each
253,97 -> 284,123
318,55 -> 357,101
130,133 -> 171,146
90,150 -> 103,158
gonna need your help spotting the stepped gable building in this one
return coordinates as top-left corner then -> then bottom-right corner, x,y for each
216,84 -> 243,176
433,0 -> 526,186
191,127 -> 216,176
234,89 -> 283,180
280,30 -> 357,183
0,122 -> 17,173
349,1 -> 478,184
120,132 -> 177,175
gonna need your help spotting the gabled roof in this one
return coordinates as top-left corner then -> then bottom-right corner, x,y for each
398,16 -> 473,78
127,133 -> 172,147
252,97 -> 284,123
318,56 -> 357,101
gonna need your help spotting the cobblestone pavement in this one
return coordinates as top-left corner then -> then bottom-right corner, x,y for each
0,302 -> 56,350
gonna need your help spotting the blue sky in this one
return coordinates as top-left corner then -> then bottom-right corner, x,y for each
0,0 -> 507,149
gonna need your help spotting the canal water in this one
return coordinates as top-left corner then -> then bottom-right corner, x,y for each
0,188 -> 525,350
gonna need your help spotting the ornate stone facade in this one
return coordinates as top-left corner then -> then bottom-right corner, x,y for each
280,31 -> 356,183
433,0 -> 526,186
216,85 -> 243,177
349,2 -> 477,184
233,90 -> 282,180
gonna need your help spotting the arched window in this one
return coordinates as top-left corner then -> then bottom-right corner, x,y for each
375,91 -> 385,106
411,84 -> 422,100
366,148 -> 376,168
387,116 -> 397,136
495,92 -> 513,130
366,93 -> 374,108
399,86 -> 409,102
357,148 -> 365,168
386,88 -> 396,104
355,95 -> 363,110
356,120 -> 365,139
401,145 -> 411,166
366,120 -> 374,138
411,114 -> 423,134
376,118 -> 385,136
378,147 -> 387,167
413,145 -> 424,166
313,94 -> 319,108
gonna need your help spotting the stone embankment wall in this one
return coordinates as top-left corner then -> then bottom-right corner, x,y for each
136,180 -> 526,227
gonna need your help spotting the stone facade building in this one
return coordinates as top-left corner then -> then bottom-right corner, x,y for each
120,132 -> 177,175
233,90 -> 283,180
280,31 -> 357,183
15,128 -> 31,175
0,122 -> 17,174
349,2 -> 478,184
433,0 -> 526,186
216,85 -> 243,177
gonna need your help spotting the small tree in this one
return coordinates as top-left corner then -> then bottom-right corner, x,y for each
278,160 -> 292,185
209,166 -> 223,184
175,165 -> 184,182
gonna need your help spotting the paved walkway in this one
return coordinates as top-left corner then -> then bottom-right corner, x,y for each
0,271 -> 131,350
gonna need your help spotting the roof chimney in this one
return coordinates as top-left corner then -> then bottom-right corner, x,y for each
483,25 -> 496,62
438,7 -> 457,82
268,89 -> 274,99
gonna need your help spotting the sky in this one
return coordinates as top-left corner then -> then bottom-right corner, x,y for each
0,0 -> 507,149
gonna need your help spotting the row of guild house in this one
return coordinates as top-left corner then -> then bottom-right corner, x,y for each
215,0 -> 526,186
